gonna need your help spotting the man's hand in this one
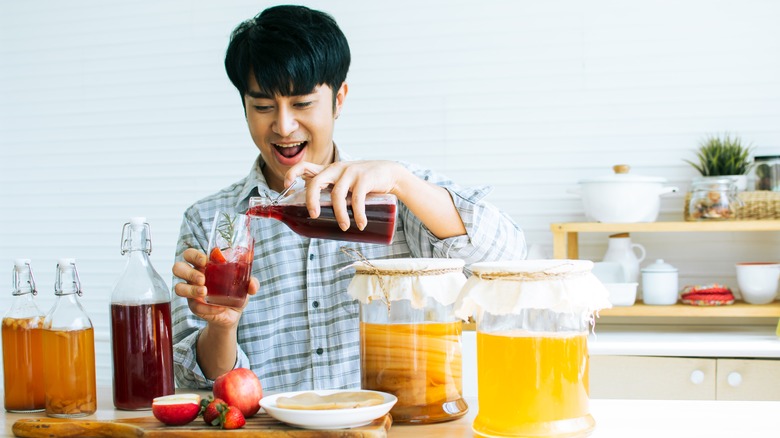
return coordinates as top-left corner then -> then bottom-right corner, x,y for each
285,160 -> 407,232
172,248 -> 259,329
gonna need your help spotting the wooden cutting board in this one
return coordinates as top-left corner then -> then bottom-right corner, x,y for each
12,413 -> 392,437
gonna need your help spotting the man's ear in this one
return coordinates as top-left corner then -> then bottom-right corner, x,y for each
334,82 -> 348,119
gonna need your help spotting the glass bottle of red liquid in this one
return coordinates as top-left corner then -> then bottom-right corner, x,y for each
247,181 -> 397,244
2,259 -> 45,412
110,217 -> 174,410
43,259 -> 97,417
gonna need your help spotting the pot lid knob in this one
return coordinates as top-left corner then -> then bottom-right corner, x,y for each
613,164 -> 631,174
642,259 -> 678,273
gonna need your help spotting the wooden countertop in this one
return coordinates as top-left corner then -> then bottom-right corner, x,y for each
3,387 -> 779,437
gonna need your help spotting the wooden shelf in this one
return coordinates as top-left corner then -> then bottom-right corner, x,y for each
550,220 -> 780,259
460,302 -> 780,329
549,220 -> 780,322
552,220 -> 780,234
599,301 -> 780,318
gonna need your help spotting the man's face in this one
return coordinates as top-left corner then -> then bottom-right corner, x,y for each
244,75 -> 347,191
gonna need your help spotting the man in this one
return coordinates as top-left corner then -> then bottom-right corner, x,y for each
171,5 -> 526,392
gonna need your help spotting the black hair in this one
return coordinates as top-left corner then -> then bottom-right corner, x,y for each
224,5 -> 350,107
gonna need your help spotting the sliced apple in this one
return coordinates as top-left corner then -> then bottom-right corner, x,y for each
152,393 -> 201,426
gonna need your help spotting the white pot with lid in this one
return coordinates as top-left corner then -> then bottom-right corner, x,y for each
641,259 -> 679,305
569,165 -> 678,223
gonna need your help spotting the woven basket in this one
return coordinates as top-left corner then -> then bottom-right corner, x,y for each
684,191 -> 780,220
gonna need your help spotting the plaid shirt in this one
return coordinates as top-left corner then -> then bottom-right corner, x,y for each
171,149 -> 526,392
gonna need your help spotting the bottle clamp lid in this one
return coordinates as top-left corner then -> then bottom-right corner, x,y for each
12,259 -> 36,296
55,258 -> 82,296
13,258 -> 31,271
121,218 -> 152,255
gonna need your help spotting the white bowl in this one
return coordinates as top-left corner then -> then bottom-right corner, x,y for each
259,389 -> 396,430
604,282 -> 638,306
736,262 -> 780,304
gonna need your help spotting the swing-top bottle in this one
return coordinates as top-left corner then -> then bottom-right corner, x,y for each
110,217 -> 174,410
42,259 -> 97,417
2,259 -> 45,412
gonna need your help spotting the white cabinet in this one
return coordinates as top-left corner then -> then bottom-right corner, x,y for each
590,355 -> 780,400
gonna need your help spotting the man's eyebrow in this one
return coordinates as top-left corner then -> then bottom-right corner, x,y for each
246,87 -> 318,99
247,90 -> 273,99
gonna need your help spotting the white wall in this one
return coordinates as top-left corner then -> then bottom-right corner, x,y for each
1,0 -> 779,387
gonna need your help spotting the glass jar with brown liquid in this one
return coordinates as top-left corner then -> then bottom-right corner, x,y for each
347,258 -> 468,424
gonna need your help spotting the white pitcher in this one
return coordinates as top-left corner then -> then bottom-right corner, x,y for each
601,233 -> 646,283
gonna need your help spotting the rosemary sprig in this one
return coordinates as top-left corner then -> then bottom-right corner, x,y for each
217,212 -> 237,248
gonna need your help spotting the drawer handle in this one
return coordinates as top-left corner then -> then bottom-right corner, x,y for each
727,372 -> 742,387
690,369 -> 705,384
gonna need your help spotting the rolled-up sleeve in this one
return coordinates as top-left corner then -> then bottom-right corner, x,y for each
171,208 -> 252,388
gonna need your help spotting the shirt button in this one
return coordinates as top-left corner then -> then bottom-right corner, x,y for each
309,253 -> 314,261
312,301 -> 320,308
316,347 -> 324,355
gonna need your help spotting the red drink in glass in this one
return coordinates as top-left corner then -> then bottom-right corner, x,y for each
204,247 -> 254,308
110,302 -> 174,410
247,201 -> 396,244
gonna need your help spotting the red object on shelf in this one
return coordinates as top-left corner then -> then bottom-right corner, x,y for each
680,283 -> 735,306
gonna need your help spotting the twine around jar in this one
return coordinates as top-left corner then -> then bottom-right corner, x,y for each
340,247 -> 464,311
471,262 -> 587,282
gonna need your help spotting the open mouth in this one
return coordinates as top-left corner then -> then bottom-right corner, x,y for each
273,141 -> 307,159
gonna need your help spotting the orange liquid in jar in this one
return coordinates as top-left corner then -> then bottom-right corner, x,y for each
42,328 -> 97,417
360,322 -> 468,423
2,317 -> 45,412
474,331 -> 594,438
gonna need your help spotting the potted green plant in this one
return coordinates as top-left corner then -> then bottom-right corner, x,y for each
684,133 -> 754,191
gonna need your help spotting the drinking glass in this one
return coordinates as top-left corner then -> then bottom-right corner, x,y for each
204,211 -> 254,308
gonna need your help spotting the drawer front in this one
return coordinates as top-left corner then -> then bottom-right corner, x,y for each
717,358 -> 780,401
590,355 -> 716,400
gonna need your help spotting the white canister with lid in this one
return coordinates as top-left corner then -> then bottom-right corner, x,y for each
641,259 -> 679,305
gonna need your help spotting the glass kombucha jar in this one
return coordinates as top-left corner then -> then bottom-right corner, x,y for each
456,260 -> 612,438
347,257 -> 468,424
110,218 -> 174,410
2,259 -> 45,412
42,259 -> 97,418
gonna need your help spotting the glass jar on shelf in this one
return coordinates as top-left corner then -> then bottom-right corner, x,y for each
753,155 -> 780,191
686,176 -> 741,220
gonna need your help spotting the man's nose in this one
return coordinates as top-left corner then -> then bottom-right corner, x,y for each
273,106 -> 298,137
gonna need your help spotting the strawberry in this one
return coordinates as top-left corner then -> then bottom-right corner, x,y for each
200,397 -> 226,426
210,247 -> 227,263
220,405 -> 246,430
